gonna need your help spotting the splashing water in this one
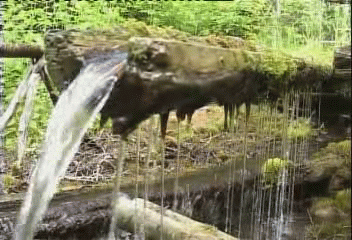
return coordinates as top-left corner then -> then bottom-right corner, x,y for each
14,51 -> 127,240
0,65 -> 36,132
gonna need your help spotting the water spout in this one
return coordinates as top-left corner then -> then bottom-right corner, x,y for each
14,52 -> 126,240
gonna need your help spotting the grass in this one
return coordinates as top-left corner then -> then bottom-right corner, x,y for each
287,119 -> 313,139
304,141 -> 351,239
306,189 -> 351,239
310,140 -> 351,179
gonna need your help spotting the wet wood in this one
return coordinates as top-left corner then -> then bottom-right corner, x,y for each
0,43 -> 43,59
41,29 -> 334,136
43,30 -> 332,102
44,29 -> 129,93
0,189 -> 239,240
114,195 -> 238,240
333,45 -> 351,81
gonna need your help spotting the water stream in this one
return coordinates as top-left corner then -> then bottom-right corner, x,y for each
0,65 -> 35,132
14,51 -> 127,240
16,70 -> 40,168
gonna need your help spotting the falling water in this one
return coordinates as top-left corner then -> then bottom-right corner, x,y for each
173,121 -> 181,211
229,90 -> 315,240
0,65 -> 35,132
0,2 -> 4,147
16,70 -> 40,168
134,126 -> 141,236
14,51 -> 127,240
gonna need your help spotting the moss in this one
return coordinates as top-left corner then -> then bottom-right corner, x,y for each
262,158 -> 292,185
71,19 -> 190,42
335,189 -> 351,213
306,189 -> 351,239
287,119 -> 313,139
310,189 -> 351,221
178,127 -> 194,142
310,140 -> 351,180
329,140 -> 351,156
257,47 -> 332,96
200,118 -> 223,136
3,174 -> 15,190
306,221 -> 351,240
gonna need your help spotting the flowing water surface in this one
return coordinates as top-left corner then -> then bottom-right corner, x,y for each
14,51 -> 127,240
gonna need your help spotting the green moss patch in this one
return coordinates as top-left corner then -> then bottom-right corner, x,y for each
309,140 -> 351,180
306,189 -> 351,239
262,157 -> 293,185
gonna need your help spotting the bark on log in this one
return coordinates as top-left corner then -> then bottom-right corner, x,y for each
333,45 -> 351,81
0,43 -> 43,59
44,29 -> 129,92
114,195 -> 238,240
43,29 -> 331,96
0,192 -> 238,240
43,29 -> 333,136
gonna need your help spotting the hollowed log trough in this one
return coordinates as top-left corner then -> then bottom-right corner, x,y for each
42,29 -> 334,137
1,29 -> 338,136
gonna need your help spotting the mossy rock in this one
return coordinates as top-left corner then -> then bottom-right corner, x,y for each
310,193 -> 350,223
309,140 -> 351,181
335,189 -> 351,213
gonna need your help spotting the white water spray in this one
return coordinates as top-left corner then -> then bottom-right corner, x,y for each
14,52 -> 126,240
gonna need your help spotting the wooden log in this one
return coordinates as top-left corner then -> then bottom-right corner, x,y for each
43,29 -> 333,135
0,43 -> 43,59
44,29 -> 332,95
334,45 -> 351,69
333,45 -> 351,81
0,189 -> 239,240
127,37 -> 256,74
44,29 -> 129,93
114,195 -> 238,240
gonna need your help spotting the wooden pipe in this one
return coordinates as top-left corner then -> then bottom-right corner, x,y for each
0,43 -> 44,59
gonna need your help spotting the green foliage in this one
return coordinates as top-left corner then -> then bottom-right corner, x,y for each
3,174 -> 15,190
287,119 -> 313,139
311,140 -> 351,179
306,221 -> 351,239
335,189 -> 351,213
306,189 -> 351,239
262,157 -> 292,185
115,1 -> 350,50
3,0 -> 126,152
